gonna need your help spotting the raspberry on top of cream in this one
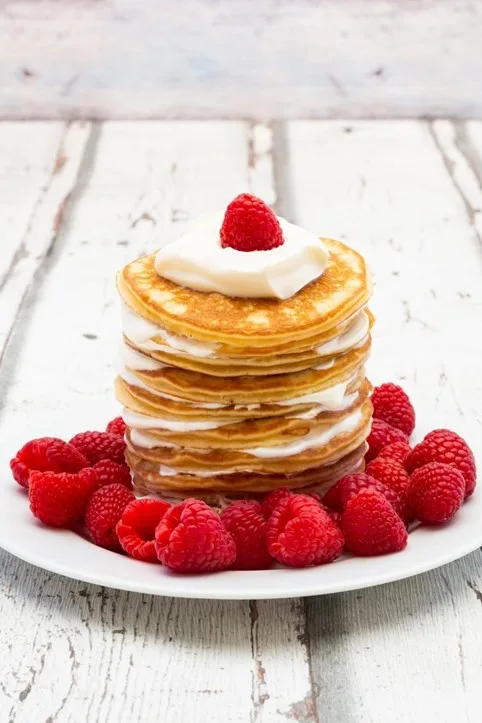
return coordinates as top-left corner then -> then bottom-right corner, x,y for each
154,194 -> 329,300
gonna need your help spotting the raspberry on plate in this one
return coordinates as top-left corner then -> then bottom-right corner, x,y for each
92,460 -> 132,490
341,488 -> 408,556
407,462 -> 465,524
265,494 -> 344,568
85,483 -> 135,551
337,473 -> 402,514
106,416 -> 126,438
321,478 -> 345,511
371,383 -> 416,436
220,194 -> 284,252
366,457 -> 410,497
365,419 -> 408,463
29,468 -> 98,527
116,498 -> 171,563
377,441 -> 412,465
69,431 -> 126,466
155,499 -> 236,573
405,429 -> 476,497
221,500 -> 273,570
10,437 -> 89,489
261,487 -> 294,519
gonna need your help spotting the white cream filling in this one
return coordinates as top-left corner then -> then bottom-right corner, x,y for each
123,408 -> 234,432
118,358 -> 358,414
315,311 -> 369,356
121,302 -> 219,358
116,361 -> 226,409
119,341 -> 168,371
244,409 -> 363,459
289,391 -> 358,419
122,300 -> 368,362
129,408 -> 362,460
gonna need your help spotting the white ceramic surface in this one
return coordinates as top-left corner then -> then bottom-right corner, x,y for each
1,437 -> 479,601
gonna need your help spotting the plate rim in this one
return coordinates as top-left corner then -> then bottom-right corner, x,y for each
0,487 -> 481,600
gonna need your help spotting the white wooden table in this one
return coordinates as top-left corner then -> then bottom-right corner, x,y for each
1,120 -> 482,722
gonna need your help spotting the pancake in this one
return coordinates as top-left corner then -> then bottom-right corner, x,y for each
129,443 -> 368,499
125,399 -> 372,475
116,226 -> 374,503
118,380 -> 371,450
117,337 -> 371,405
115,372 -> 369,422
118,238 -> 372,348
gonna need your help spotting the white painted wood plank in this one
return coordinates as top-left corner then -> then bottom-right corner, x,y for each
1,1 -> 482,119
0,120 -> 314,723
0,121 -> 91,360
285,119 -> 482,722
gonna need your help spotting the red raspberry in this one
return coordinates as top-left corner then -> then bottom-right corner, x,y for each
29,468 -> 98,527
106,416 -> 126,437
321,478 -> 345,511
371,383 -> 416,436
266,494 -> 344,568
116,498 -> 171,562
261,487 -> 294,518
366,419 -> 408,463
366,457 -> 410,497
341,488 -> 408,556
326,509 -> 342,527
92,460 -> 132,490
337,472 -> 402,513
221,500 -> 273,570
10,437 -> 89,489
220,194 -> 284,252
85,483 -> 135,551
405,429 -> 476,497
69,431 -> 126,466
378,441 -> 412,465
155,499 -> 236,573
407,462 -> 465,524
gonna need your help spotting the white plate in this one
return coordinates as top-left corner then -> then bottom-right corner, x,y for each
1,432 -> 481,600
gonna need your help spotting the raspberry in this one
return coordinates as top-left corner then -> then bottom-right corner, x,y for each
321,478 -> 345,511
405,429 -> 476,497
341,488 -> 408,556
85,483 -> 135,551
366,457 -> 410,497
92,460 -> 132,490
69,431 -> 126,466
220,194 -> 284,252
266,494 -> 344,568
261,487 -> 294,518
29,468 -> 98,527
407,462 -> 465,524
155,499 -> 236,573
221,500 -> 273,570
371,383 -> 416,436
366,419 -> 408,463
337,472 -> 402,513
10,437 -> 89,489
326,509 -> 342,527
116,498 -> 171,562
378,441 -> 412,465
106,416 -> 126,437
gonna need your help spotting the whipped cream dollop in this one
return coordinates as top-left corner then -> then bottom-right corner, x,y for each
154,212 -> 329,300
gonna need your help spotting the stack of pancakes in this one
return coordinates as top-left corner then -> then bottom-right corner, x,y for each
116,238 -> 373,503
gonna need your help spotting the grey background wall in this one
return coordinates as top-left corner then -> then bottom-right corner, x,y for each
0,0 -> 481,119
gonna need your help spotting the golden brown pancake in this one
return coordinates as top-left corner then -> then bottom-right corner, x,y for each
118,238 -> 372,348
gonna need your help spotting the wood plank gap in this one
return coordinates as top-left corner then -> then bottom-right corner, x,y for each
428,121 -> 482,248
271,121 -> 296,223
0,122 -> 99,408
